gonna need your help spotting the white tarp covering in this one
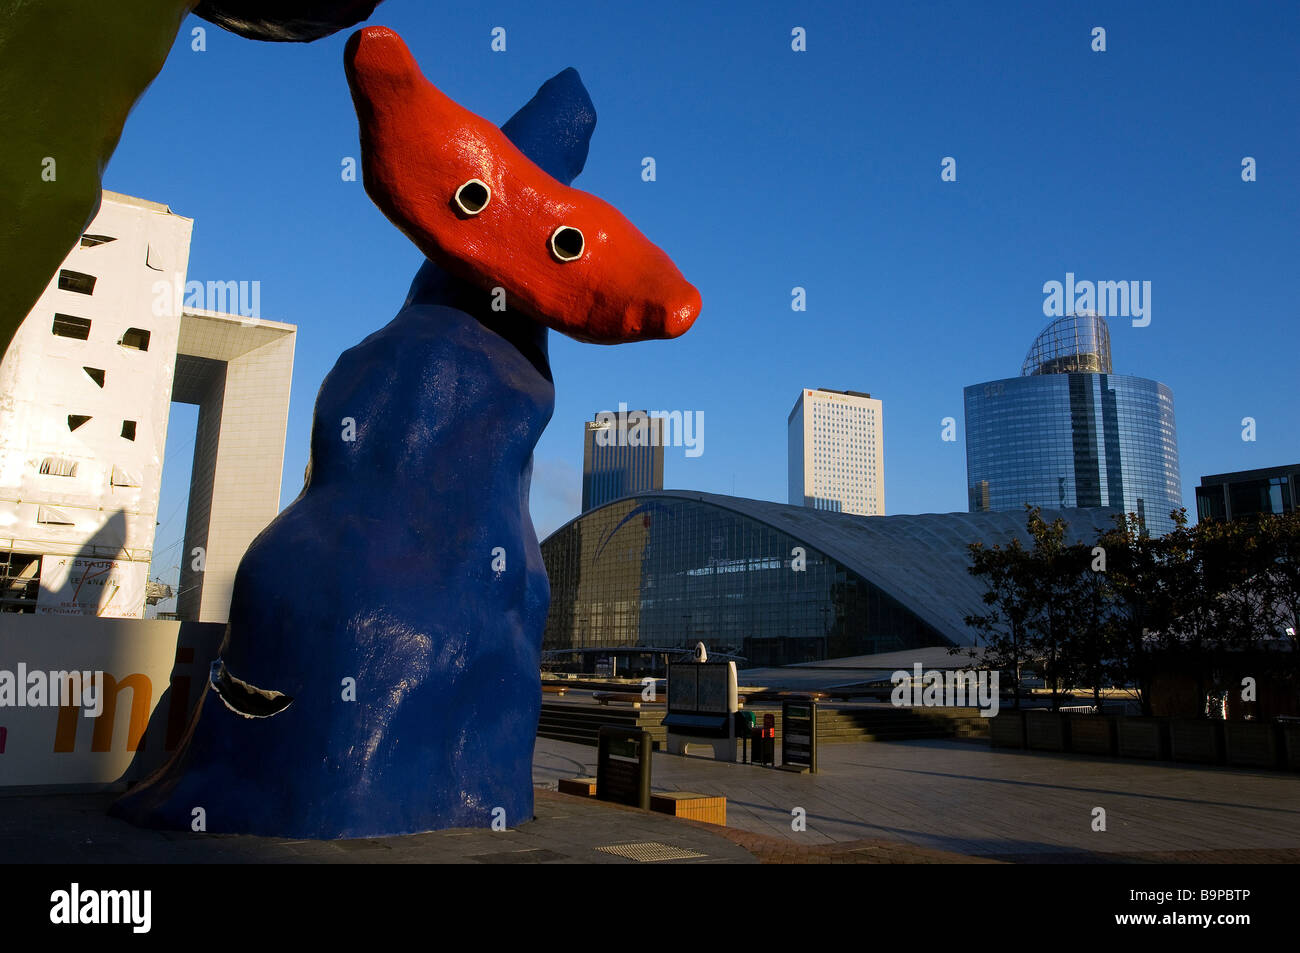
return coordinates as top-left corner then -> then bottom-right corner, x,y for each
37,556 -> 148,618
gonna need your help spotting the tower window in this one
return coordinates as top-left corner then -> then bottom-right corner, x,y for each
118,328 -> 150,351
58,270 -> 97,295
83,367 -> 106,387
68,414 -> 91,432
52,314 -> 91,340
80,234 -> 115,248
121,420 -> 137,441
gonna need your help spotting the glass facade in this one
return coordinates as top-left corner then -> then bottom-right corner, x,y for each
1021,313 -> 1112,376
581,412 -> 664,512
964,373 -> 1182,536
541,495 -> 949,667
1196,465 -> 1300,522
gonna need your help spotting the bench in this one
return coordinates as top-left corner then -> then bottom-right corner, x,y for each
745,690 -> 828,702
650,792 -> 726,826
558,779 -> 726,826
592,691 -> 654,707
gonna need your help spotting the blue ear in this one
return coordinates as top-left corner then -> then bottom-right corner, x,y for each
501,67 -> 597,188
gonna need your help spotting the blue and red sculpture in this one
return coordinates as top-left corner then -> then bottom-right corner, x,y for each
112,29 -> 700,838
345,27 -> 699,344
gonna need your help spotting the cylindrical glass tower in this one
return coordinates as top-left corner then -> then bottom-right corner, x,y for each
965,315 -> 1182,535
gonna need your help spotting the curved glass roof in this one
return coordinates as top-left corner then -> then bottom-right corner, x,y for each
544,490 -> 1119,647
1021,313 -> 1112,376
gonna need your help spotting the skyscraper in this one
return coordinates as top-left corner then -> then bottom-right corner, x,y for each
581,408 -> 664,512
788,388 -> 885,516
964,313 -> 1182,535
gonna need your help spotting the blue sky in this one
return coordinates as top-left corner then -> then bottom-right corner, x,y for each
112,0 -> 1299,589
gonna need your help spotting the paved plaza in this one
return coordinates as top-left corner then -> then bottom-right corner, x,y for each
1,737 -> 1296,863
535,737 -> 1300,862
0,787 -> 763,865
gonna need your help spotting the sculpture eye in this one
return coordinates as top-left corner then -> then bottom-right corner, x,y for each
453,178 -> 491,215
549,225 -> 584,262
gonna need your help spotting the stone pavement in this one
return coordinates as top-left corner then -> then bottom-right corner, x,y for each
534,736 -> 1300,862
0,788 -> 762,864
0,786 -> 991,865
2,736 -> 1296,863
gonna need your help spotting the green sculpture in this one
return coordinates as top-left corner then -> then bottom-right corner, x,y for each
0,1 -> 379,358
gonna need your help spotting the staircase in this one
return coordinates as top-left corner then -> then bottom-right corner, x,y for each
537,701 -> 668,747
536,701 -> 988,748
813,706 -> 989,743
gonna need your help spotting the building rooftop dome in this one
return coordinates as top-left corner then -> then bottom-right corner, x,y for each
1021,312 -> 1112,376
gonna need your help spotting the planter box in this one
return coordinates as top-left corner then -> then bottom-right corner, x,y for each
1281,724 -> 1300,772
650,792 -> 726,826
557,777 -> 597,797
1117,716 -> 1170,760
1170,718 -> 1225,764
1067,713 -> 1117,755
1224,722 -> 1281,768
988,711 -> 1025,748
1024,710 -> 1070,751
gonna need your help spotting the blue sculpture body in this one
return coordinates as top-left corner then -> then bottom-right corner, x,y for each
111,69 -> 596,838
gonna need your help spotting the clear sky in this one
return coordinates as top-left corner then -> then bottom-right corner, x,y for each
114,0 -> 1298,593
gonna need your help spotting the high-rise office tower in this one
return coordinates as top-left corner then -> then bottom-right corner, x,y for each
581,408 -> 664,512
964,313 -> 1182,534
788,388 -> 885,516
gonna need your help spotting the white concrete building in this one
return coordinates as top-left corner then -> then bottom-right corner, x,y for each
0,191 -> 294,621
788,388 -> 885,516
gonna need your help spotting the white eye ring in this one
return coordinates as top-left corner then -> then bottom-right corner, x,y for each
549,225 -> 584,262
453,179 -> 491,216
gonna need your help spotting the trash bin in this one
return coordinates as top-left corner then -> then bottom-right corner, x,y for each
735,710 -> 757,762
753,713 -> 776,766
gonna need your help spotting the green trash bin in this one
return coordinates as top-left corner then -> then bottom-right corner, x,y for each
735,710 -> 757,762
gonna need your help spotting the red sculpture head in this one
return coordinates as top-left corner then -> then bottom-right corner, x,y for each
345,26 -> 701,344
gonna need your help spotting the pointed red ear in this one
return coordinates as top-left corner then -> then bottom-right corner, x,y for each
345,27 -> 700,344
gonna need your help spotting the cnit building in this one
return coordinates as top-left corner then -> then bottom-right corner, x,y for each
964,313 -> 1182,535
541,490 -> 1113,667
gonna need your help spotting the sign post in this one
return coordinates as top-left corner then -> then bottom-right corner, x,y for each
663,660 -> 740,761
596,725 -> 652,809
781,698 -> 818,773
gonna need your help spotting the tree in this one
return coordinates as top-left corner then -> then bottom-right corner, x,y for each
1021,507 -> 1091,712
960,536 -> 1034,709
1096,510 -> 1191,715
1260,510 -> 1300,667
1072,541 -> 1115,713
